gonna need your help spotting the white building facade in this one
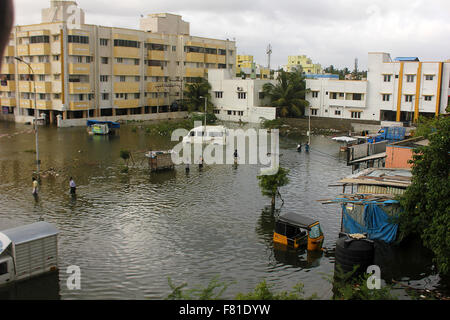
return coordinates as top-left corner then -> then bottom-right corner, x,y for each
208,69 -> 276,123
306,52 -> 450,122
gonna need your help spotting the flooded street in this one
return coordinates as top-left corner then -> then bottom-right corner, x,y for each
0,121 -> 439,299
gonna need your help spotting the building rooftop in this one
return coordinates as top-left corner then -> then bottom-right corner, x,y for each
394,57 -> 420,62
339,168 -> 412,188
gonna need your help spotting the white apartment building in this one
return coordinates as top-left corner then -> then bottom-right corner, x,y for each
306,52 -> 450,122
208,69 -> 276,123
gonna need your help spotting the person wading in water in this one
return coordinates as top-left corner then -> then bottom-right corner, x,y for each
69,177 -> 76,195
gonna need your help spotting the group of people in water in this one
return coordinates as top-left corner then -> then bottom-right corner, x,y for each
32,176 -> 76,198
297,142 -> 310,152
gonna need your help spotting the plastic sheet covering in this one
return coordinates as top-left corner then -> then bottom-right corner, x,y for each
342,202 -> 399,243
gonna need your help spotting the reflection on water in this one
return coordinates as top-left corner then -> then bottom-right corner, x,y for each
0,271 -> 60,300
0,121 -> 441,299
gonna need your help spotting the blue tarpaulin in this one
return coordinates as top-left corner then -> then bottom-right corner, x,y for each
342,202 -> 399,243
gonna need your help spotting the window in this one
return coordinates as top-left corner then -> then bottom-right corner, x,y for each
30,35 -> 50,43
218,49 -> 226,55
54,93 -> 60,99
53,35 -> 60,41
116,58 -> 123,63
213,109 -> 220,114
38,75 -> 45,81
215,91 -> 223,99
382,94 -> 390,101
425,75 -> 434,81
406,75 -> 415,82
335,110 -> 341,115
102,93 -> 109,100
134,59 -> 140,65
77,56 -> 83,63
53,55 -> 59,61
383,74 -> 392,82
134,93 -> 140,99
101,57 -> 108,64
352,93 -> 363,101
100,75 -> 108,82
311,109 -> 318,116
312,91 -> 319,98
39,93 -> 46,100
135,76 -> 140,82
114,39 -> 140,48
172,46 -> 176,52
237,92 -> 246,99
351,111 -> 361,119
119,76 -> 125,82
330,92 -> 337,99
424,95 -> 432,101
405,95 -> 413,102
238,111 -> 244,116
100,38 -> 108,46
227,110 -> 232,115
68,35 -> 89,44
259,92 -> 265,100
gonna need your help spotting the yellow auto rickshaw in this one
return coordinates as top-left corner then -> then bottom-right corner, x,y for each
273,212 -> 324,251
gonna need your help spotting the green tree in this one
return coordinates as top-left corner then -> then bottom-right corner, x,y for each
183,77 -> 214,113
257,166 -> 290,210
262,70 -> 309,117
398,115 -> 450,276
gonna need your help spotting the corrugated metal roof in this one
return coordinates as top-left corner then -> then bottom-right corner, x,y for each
0,221 -> 59,245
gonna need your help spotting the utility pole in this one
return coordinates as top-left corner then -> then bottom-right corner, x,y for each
15,57 -> 40,176
266,44 -> 272,79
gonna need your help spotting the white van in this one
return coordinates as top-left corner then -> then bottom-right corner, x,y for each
183,125 -> 229,145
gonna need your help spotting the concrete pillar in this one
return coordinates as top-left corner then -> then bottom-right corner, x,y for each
63,111 -> 67,120
49,110 -> 54,124
112,108 -> 116,116
83,110 -> 87,118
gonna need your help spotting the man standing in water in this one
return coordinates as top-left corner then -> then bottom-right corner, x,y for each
69,177 -> 76,195
32,177 -> 38,196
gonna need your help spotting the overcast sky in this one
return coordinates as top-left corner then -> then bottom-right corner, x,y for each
12,0 -> 450,70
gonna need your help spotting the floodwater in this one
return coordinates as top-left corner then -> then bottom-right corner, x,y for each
0,121 -> 442,299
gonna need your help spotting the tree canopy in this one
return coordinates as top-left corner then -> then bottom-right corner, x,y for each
262,70 -> 309,117
257,166 -> 290,210
183,77 -> 214,113
398,115 -> 450,276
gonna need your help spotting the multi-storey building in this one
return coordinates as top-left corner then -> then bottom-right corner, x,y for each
306,52 -> 450,122
0,0 -> 236,124
209,69 -> 276,123
236,55 -> 270,79
284,55 -> 323,74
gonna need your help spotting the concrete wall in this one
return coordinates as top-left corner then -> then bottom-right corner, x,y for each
57,111 -> 188,127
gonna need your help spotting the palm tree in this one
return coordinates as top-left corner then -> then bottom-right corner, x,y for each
262,70 -> 309,117
183,77 -> 214,113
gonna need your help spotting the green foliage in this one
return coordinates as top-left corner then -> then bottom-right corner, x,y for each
262,70 -> 309,117
190,112 -> 217,125
328,265 -> 398,300
399,115 -> 450,276
257,167 -> 290,208
166,276 -> 231,300
413,116 -> 440,138
183,77 -> 214,113
119,150 -> 130,161
235,280 -> 315,300
261,118 -> 286,130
